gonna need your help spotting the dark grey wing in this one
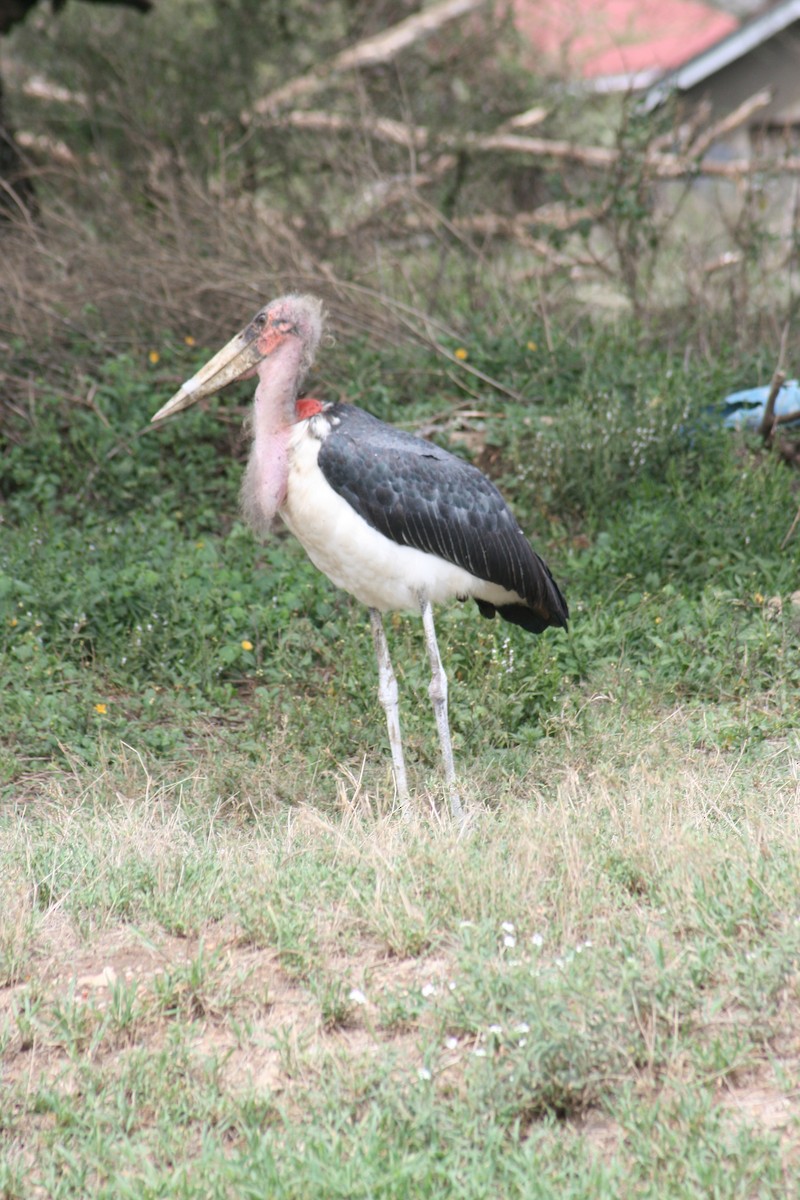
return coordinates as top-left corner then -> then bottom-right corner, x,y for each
318,404 -> 567,632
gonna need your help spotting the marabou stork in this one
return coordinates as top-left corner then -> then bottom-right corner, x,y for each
152,295 -> 567,820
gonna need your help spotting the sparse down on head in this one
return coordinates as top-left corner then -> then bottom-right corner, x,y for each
151,294 -> 326,423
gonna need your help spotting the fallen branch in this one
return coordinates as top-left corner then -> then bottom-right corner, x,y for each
258,106 -> 800,179
466,131 -> 800,178
463,131 -> 619,168
269,109 -> 432,149
22,74 -> 89,109
246,0 -> 487,118
264,104 -> 547,149
686,89 -> 771,160
15,131 -> 91,166
703,251 -> 742,275
500,106 -> 549,132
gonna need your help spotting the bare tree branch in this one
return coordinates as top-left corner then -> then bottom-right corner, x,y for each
16,130 -> 96,165
21,73 -> 89,108
246,0 -> 488,119
267,109 -> 432,150
259,96 -> 800,179
686,89 -> 771,159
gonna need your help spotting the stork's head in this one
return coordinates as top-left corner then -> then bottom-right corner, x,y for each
151,294 -> 326,422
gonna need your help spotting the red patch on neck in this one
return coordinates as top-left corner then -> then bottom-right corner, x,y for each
295,397 -> 324,421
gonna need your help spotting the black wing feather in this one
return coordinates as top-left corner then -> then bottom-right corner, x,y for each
318,404 -> 568,632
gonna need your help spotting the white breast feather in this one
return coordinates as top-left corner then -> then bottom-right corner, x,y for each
279,424 -> 525,614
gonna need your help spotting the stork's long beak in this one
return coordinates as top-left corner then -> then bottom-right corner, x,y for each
151,324 -> 264,422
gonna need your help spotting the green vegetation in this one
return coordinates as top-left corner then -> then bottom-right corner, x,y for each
2,327 -> 797,781
2,319 -> 799,1195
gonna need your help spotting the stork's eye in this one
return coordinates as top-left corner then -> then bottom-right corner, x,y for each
252,312 -> 268,330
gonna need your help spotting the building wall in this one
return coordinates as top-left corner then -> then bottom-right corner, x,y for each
681,25 -> 800,139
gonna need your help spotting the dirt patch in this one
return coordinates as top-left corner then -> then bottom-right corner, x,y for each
723,1084 -> 798,1133
1,921 -> 448,1104
6,918 -> 800,1171
575,1108 -> 623,1159
720,1058 -> 800,1163
574,1064 -> 800,1166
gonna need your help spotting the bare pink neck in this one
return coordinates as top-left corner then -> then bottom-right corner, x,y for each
252,338 -> 304,434
241,338 -> 304,533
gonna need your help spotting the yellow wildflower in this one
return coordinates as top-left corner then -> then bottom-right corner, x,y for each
526,340 -> 537,352
241,640 -> 254,652
94,703 -> 107,715
148,350 -> 160,365
753,592 -> 764,605
10,617 -> 18,627
654,616 -> 662,624
454,347 -> 468,361
184,335 -> 196,346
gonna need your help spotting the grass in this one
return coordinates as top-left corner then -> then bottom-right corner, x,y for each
1,324 -> 799,1194
1,707 -> 798,1196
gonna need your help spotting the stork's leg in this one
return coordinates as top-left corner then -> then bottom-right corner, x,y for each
419,598 -> 464,823
369,608 -> 410,815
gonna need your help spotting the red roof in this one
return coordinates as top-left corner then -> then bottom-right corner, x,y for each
512,0 -> 739,82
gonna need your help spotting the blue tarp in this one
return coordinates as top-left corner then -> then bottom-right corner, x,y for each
721,381 -> 800,430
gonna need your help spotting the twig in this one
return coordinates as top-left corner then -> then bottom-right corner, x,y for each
781,505 -> 800,550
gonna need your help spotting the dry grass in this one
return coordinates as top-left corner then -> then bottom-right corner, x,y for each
0,184 -> 407,361
2,702 -> 799,1193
